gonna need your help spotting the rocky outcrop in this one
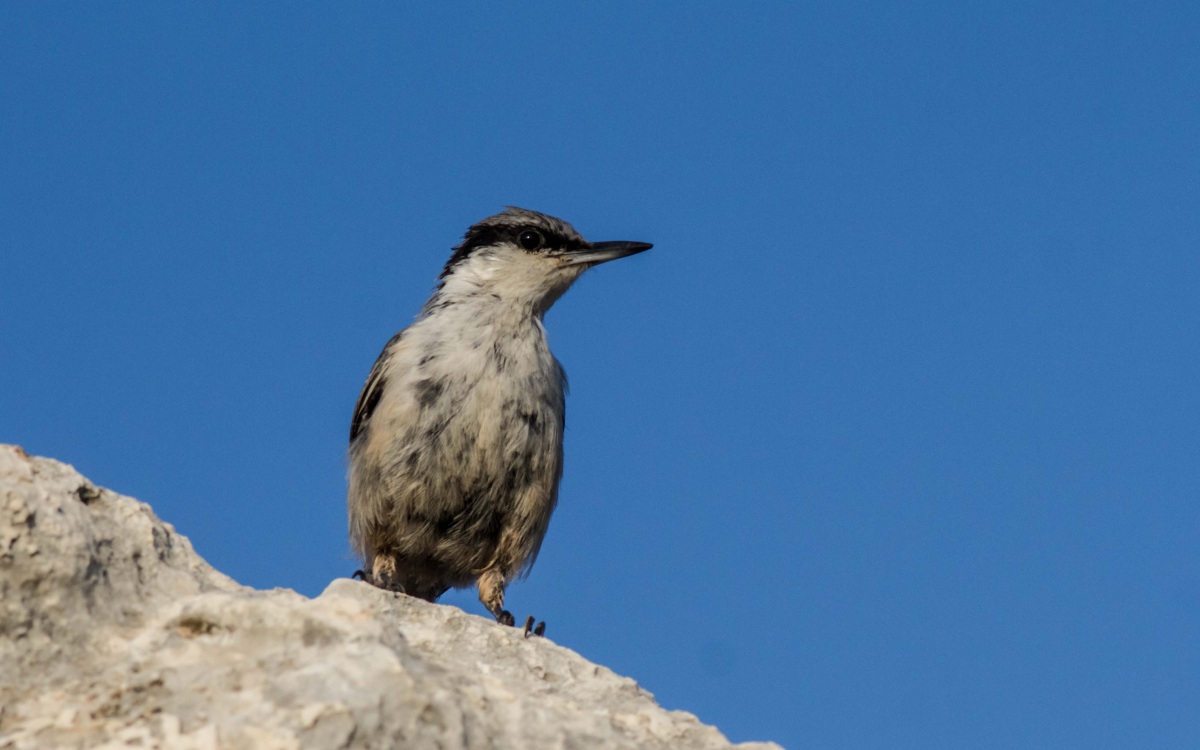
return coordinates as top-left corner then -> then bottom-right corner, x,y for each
0,445 -> 779,749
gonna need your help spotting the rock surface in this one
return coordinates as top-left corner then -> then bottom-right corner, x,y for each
0,445 -> 780,750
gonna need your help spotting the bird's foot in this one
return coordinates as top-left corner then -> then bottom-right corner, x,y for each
351,569 -> 406,596
521,615 -> 547,638
494,610 -> 545,636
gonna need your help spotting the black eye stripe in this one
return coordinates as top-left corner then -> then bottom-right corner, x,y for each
513,226 -> 578,253
440,210 -> 586,279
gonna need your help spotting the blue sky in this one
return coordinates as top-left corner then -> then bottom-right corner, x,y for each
3,3 -> 1198,747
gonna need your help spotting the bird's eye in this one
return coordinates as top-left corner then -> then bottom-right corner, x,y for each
518,229 -> 543,251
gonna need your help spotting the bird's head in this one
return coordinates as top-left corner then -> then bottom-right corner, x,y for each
431,207 -> 652,316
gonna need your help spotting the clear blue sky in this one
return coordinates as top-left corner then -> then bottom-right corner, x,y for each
3,3 -> 1197,747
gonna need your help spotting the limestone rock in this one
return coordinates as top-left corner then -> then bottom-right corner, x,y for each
0,446 -> 780,749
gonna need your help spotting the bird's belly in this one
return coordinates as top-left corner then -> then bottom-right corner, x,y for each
373,361 -> 564,575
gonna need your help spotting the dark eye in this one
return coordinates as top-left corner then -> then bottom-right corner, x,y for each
518,229 -> 543,251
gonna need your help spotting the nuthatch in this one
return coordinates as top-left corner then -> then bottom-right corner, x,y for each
347,207 -> 651,635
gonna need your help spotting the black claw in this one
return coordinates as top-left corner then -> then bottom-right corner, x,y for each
352,569 -> 409,597
522,615 -> 535,638
533,621 -> 546,637
497,610 -> 515,627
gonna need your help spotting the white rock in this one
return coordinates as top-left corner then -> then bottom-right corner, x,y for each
0,445 -> 781,749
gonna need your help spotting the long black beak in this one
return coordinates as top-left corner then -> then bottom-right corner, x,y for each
563,240 -> 653,266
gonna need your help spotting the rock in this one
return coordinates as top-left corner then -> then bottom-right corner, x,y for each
0,446 -> 780,750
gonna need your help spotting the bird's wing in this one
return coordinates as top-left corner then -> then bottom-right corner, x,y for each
350,331 -> 405,444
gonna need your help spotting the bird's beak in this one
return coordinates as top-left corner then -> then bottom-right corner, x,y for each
562,240 -> 653,266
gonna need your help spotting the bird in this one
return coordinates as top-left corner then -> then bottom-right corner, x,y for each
346,207 -> 651,636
